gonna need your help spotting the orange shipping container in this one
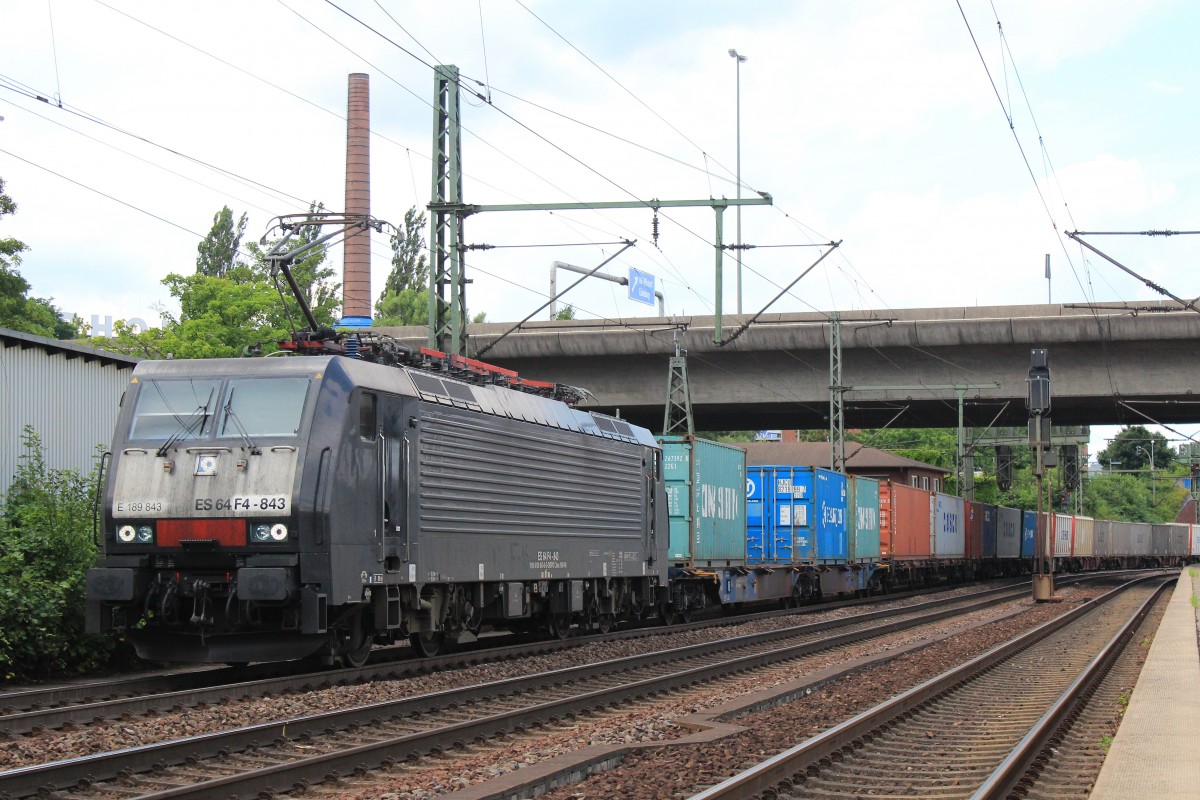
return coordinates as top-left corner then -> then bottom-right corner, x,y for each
880,480 -> 933,560
966,501 -> 985,560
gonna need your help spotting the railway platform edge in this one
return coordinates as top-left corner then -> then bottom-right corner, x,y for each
1090,570 -> 1200,798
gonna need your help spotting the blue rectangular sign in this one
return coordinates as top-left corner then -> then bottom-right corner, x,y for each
628,268 -> 655,306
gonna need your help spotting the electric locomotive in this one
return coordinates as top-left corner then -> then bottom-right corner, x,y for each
86,349 -> 669,665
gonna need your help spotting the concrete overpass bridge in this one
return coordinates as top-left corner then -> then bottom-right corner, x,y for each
380,301 -> 1200,432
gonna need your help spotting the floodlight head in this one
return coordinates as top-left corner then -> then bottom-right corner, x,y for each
729,49 -> 748,62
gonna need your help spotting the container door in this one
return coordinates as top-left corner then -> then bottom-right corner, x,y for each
772,467 -> 813,562
746,468 -> 768,562
662,442 -> 693,561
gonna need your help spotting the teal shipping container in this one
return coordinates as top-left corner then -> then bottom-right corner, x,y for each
847,475 -> 881,563
659,435 -> 746,565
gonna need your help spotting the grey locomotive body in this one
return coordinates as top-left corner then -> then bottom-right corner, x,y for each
86,355 -> 668,664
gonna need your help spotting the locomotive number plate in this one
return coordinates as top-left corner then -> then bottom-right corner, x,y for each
113,499 -> 166,516
193,495 -> 290,513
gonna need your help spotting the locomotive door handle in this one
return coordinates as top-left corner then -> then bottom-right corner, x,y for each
377,431 -> 387,550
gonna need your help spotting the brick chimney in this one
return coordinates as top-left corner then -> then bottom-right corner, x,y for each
340,72 -> 371,325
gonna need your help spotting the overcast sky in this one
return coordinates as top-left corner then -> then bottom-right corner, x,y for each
3,0 -> 1198,456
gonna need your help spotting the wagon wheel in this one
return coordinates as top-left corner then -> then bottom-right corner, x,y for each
597,613 -> 616,635
409,631 -> 445,658
677,604 -> 693,624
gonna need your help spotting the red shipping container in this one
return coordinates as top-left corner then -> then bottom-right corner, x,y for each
880,480 -> 933,560
965,501 -> 985,560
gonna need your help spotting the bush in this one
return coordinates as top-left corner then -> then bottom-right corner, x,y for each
0,427 -> 122,681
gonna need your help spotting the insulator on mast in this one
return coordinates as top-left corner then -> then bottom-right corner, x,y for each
651,212 -> 660,248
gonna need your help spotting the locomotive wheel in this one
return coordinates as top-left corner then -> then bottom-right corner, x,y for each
409,631 -> 445,658
338,609 -> 373,668
548,612 -> 572,640
343,633 -> 372,668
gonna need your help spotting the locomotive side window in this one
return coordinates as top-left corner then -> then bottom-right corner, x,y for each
129,379 -> 221,440
217,377 -> 309,437
359,392 -> 377,440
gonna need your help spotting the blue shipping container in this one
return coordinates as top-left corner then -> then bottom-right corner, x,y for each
982,504 -> 998,559
1021,510 -> 1037,558
747,466 -> 814,563
815,469 -> 849,562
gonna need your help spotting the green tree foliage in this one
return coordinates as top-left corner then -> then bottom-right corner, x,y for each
375,207 -> 429,327
555,305 -> 577,320
0,177 -> 29,268
853,428 -> 956,474
1097,426 -> 1175,471
0,178 -> 79,339
96,204 -> 339,358
195,205 -> 248,278
0,428 -> 122,680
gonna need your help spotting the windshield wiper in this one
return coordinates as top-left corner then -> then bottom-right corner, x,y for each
156,387 -> 215,457
222,388 -> 261,455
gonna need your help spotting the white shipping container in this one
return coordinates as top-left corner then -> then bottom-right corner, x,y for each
1053,514 -> 1073,558
1073,516 -> 1095,557
934,493 -> 965,559
996,506 -> 1021,559
1192,524 -> 1200,558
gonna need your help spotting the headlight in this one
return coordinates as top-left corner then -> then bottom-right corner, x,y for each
137,526 -> 154,543
269,523 -> 288,541
252,524 -> 272,542
117,525 -> 136,543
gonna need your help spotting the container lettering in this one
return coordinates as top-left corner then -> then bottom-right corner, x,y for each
701,484 -> 740,521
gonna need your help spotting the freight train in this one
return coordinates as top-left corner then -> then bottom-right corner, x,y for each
85,339 -> 1200,666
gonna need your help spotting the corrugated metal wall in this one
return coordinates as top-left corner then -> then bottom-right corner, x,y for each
1,342 -> 133,492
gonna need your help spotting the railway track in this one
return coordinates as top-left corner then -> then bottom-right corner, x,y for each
689,574 -> 1169,800
0,579 -> 1032,736
0,580 -> 1042,799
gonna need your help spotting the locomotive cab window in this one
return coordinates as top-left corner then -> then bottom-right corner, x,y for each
359,392 -> 377,440
129,378 -> 221,440
218,377 -> 309,438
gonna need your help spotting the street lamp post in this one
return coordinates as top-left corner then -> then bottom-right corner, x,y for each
1136,445 -> 1156,504
728,48 -> 748,314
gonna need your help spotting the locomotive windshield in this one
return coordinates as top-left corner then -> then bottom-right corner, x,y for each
129,376 -> 309,441
128,378 -> 220,440
218,377 -> 309,437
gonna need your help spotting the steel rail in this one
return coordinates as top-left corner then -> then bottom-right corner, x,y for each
0,583 -> 1036,799
970,579 -> 1169,799
687,574 -> 1165,800
0,577 -> 1046,735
